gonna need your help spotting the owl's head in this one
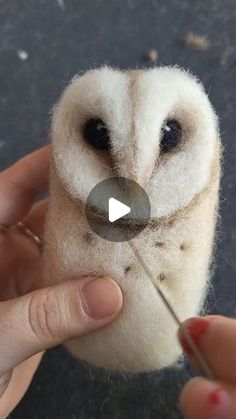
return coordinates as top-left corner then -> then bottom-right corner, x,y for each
51,66 -> 219,220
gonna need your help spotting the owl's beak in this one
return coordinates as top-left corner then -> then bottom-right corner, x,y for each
129,163 -> 155,189
113,145 -> 156,188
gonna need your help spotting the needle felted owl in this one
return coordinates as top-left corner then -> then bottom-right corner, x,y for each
43,66 -> 221,373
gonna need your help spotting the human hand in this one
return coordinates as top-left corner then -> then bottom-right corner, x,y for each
0,147 -> 123,417
179,316 -> 236,419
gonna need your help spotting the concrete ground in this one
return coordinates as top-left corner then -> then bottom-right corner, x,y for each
0,0 -> 235,418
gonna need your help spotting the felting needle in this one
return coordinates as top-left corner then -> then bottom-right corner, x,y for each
127,239 -> 215,380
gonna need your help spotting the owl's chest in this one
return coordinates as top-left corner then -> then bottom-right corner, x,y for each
45,179 -> 215,290
53,213 -> 191,282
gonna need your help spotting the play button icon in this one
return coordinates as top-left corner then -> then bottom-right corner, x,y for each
108,198 -> 131,222
86,177 -> 151,242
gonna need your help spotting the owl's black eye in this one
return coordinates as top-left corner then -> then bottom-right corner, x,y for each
160,119 -> 182,153
83,118 -> 110,152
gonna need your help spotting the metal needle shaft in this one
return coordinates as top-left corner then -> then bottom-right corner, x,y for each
127,239 -> 215,379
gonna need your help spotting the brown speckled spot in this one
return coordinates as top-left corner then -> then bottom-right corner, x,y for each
180,243 -> 188,251
125,266 -> 131,275
159,273 -> 166,282
84,231 -> 96,244
155,241 -> 165,248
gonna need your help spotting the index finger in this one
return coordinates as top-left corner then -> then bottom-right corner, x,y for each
179,315 -> 236,384
0,146 -> 50,226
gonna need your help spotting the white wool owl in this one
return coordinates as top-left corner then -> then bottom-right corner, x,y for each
43,66 -> 221,373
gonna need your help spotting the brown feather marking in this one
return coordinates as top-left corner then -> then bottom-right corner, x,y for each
125,266 -> 131,275
155,241 -> 165,248
84,231 -> 96,244
159,273 -> 166,282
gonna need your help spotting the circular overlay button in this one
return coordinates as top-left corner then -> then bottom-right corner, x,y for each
85,177 -> 151,242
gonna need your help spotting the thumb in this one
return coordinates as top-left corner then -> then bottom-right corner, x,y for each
0,276 -> 123,376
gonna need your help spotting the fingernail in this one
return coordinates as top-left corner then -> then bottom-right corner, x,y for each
81,277 -> 122,320
206,384 -> 232,418
179,317 -> 210,355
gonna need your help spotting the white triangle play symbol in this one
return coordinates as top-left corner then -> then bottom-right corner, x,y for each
108,197 -> 131,223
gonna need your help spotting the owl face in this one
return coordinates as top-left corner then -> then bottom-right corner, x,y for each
52,66 -> 219,219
